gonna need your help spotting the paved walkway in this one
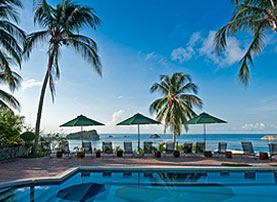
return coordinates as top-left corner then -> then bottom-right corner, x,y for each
0,156 -> 275,182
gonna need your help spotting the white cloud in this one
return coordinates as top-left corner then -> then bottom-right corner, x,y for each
109,110 -> 125,126
21,79 -> 43,91
188,32 -> 201,46
198,31 -> 219,63
171,30 -> 245,67
171,46 -> 195,63
242,123 -> 265,130
269,124 -> 277,129
117,96 -> 123,99
145,52 -> 155,61
144,51 -> 168,66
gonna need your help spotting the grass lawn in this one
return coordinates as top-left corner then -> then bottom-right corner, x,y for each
221,163 -> 252,167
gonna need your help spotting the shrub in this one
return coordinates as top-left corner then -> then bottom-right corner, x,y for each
0,109 -> 24,145
20,132 -> 36,142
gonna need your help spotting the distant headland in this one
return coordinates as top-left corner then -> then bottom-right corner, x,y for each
66,130 -> 99,140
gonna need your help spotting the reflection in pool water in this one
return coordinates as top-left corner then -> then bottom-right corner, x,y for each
0,171 -> 277,201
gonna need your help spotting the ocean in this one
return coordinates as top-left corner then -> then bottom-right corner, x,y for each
67,133 -> 276,153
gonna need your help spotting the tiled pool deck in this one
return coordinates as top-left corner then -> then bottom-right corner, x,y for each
1,155 -> 277,183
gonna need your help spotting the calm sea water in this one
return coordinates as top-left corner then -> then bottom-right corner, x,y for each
67,133 -> 277,152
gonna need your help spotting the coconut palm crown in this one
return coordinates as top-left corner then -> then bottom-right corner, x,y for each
214,0 -> 277,85
149,72 -> 203,144
0,0 -> 25,111
24,0 -> 102,153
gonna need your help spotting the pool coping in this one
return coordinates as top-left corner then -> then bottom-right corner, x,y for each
1,166 -> 277,189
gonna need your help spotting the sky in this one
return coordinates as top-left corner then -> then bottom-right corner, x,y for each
5,0 -> 277,134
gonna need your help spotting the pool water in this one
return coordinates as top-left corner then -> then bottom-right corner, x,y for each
1,170 -> 277,201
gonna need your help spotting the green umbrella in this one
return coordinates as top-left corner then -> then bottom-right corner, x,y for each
60,115 -> 105,143
185,112 -> 227,151
116,113 -> 160,152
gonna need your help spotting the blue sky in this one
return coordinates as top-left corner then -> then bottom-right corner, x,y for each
8,0 -> 277,134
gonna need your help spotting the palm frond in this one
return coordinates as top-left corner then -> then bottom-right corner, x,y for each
61,0 -> 101,31
34,0 -> 54,28
0,70 -> 21,91
0,89 -> 20,110
0,28 -> 22,66
238,21 -> 266,85
0,0 -> 22,23
23,30 -> 49,58
149,96 -> 168,114
68,35 -> 102,76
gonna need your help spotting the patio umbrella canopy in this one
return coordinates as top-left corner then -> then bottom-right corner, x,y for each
186,112 -> 227,151
116,113 -> 160,152
60,115 -> 105,142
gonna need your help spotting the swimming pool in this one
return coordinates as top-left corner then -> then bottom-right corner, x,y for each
1,169 -> 277,201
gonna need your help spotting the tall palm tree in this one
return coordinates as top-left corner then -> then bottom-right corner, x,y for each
214,0 -> 276,85
149,73 -> 203,144
0,0 -> 25,111
24,0 -> 102,154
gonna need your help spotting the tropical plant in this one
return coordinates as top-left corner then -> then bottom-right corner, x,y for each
24,0 -> 102,153
0,0 -> 25,111
158,142 -> 166,152
149,73 -> 203,144
214,0 -> 277,85
0,109 -> 25,145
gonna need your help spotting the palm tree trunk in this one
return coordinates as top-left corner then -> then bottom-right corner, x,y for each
33,48 -> 55,154
173,128 -> 176,145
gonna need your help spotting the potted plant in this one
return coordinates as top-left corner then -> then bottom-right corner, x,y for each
74,146 -> 84,158
152,146 -> 160,158
173,150 -> 180,158
56,148 -> 63,158
116,146 -> 123,157
95,149 -> 101,158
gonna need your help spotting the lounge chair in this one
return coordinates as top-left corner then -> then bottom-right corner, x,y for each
164,142 -> 174,157
102,142 -> 113,157
60,141 -> 73,158
166,142 -> 175,153
123,142 -> 133,157
82,142 -> 92,157
183,143 -> 193,157
41,141 -> 54,158
269,143 -> 277,161
214,142 -> 227,157
41,141 -> 51,154
195,142 -> 205,154
241,142 -> 257,159
144,141 -> 153,157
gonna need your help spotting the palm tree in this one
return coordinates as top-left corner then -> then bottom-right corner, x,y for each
24,0 -> 102,154
149,73 -> 203,144
214,0 -> 276,85
0,0 -> 25,111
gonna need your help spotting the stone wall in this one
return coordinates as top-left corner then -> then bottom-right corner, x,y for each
0,144 -> 29,160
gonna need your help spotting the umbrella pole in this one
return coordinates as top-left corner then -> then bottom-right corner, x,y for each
204,124 -> 206,152
138,124 -> 140,152
81,126 -> 83,145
